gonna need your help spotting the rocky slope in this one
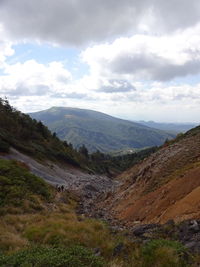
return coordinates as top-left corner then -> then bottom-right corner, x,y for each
96,126 -> 200,225
0,147 -> 118,202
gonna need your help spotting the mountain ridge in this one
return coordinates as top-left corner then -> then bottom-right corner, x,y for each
30,106 -> 175,153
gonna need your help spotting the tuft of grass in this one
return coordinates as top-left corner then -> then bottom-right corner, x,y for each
0,231 -> 28,253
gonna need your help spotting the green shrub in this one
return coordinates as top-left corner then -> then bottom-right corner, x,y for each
0,245 -> 104,267
0,159 -> 52,211
0,139 -> 10,153
141,239 -> 188,267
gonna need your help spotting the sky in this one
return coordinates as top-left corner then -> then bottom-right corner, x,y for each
0,0 -> 200,122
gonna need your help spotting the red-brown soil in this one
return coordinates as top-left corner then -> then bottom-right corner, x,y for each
101,128 -> 200,225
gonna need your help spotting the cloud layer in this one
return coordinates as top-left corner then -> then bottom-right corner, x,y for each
0,0 -> 200,122
82,25 -> 200,81
1,0 -> 200,45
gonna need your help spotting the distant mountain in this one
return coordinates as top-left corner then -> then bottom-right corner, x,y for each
30,107 -> 175,153
137,120 -> 197,134
0,99 -> 128,175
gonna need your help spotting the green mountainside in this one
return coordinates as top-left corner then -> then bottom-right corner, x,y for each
30,107 -> 175,153
0,99 -> 113,174
0,98 -> 159,176
0,99 -> 84,167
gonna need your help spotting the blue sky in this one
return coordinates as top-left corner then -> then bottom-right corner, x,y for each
5,43 -> 89,79
0,0 -> 200,123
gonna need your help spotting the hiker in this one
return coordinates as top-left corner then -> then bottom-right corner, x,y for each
61,185 -> 64,192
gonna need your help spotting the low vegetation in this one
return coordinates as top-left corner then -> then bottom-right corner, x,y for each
0,158 -> 196,266
0,159 -> 53,215
0,245 -> 104,267
141,239 -> 188,267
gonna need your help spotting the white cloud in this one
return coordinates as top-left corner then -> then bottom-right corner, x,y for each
82,24 -> 200,81
0,60 -> 72,96
0,0 -> 200,123
3,70 -> 200,122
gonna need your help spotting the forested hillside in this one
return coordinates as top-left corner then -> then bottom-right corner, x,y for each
0,98 -> 80,166
30,107 -> 175,153
0,98 -> 159,176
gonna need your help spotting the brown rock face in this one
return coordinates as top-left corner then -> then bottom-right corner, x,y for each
101,126 -> 200,225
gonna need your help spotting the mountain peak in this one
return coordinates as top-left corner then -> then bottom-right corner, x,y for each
30,107 -> 175,153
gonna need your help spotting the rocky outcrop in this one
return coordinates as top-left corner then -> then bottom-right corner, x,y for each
131,219 -> 200,254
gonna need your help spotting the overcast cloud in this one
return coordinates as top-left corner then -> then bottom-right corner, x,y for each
0,0 -> 200,122
1,0 -> 200,45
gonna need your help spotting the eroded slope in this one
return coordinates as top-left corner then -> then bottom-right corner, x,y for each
101,126 -> 200,225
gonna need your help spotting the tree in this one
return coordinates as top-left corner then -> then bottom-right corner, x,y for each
37,121 -> 49,139
79,145 -> 89,158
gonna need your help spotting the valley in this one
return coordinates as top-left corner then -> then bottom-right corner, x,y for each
1,98 -> 200,266
1,1 -> 200,266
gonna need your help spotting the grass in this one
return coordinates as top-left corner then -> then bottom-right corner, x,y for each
0,207 -> 125,259
0,159 -> 53,215
0,158 -> 196,267
24,215 -> 119,257
141,239 -> 189,267
0,159 -> 125,263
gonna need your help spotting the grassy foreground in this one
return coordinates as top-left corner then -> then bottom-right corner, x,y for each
0,159 -> 197,266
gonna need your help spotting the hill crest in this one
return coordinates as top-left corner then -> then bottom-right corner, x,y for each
30,106 -> 175,153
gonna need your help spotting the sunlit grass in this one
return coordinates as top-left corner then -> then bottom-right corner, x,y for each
0,158 -> 195,266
